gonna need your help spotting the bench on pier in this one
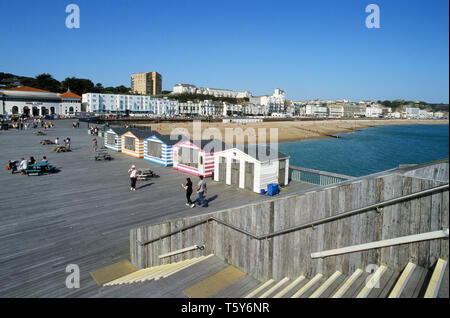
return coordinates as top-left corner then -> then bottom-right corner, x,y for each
24,163 -> 56,176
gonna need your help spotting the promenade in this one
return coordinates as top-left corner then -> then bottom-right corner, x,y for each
0,120 -> 315,297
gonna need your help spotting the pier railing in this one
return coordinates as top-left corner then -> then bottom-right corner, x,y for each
289,165 -> 352,186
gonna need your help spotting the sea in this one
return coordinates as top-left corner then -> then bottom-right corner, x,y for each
278,124 -> 449,177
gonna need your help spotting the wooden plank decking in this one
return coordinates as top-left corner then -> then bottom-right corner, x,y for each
0,120 -> 315,297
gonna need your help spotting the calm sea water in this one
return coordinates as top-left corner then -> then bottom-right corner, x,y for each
278,124 -> 449,177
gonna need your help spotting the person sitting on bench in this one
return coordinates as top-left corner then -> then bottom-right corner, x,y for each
6,160 -> 17,174
19,158 -> 28,175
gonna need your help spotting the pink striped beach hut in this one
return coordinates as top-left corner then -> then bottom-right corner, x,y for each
173,139 -> 226,177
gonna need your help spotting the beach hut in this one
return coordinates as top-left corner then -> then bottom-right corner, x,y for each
173,139 -> 226,177
213,144 -> 290,193
121,128 -> 153,158
143,132 -> 182,166
104,127 -> 128,152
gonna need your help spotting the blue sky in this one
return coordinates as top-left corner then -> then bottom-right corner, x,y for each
0,0 -> 448,103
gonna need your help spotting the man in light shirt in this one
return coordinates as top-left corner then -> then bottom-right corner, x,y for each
196,176 -> 208,207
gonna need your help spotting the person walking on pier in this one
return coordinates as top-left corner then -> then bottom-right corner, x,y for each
54,137 -> 59,146
92,138 -> 98,152
196,176 -> 208,207
128,165 -> 138,191
182,178 -> 195,208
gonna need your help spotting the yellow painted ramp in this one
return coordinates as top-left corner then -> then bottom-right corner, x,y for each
90,260 -> 137,286
183,266 -> 246,298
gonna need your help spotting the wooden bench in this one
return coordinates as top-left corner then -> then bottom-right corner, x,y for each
53,146 -> 71,153
137,169 -> 158,181
94,149 -> 112,161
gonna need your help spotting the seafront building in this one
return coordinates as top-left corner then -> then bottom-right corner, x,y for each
82,93 -> 178,116
131,72 -> 162,95
172,83 -> 251,99
0,86 -> 81,117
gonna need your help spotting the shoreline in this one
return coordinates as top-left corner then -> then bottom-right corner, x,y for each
134,119 -> 449,144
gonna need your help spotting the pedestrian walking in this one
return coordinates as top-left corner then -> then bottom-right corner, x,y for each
195,176 -> 208,207
182,178 -> 195,208
55,137 -> 59,145
128,165 -> 138,191
92,138 -> 98,152
66,137 -> 71,150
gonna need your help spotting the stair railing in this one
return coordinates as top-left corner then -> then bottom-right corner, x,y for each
138,183 -> 449,246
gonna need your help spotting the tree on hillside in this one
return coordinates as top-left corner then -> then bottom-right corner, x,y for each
61,77 -> 94,95
34,73 -> 62,92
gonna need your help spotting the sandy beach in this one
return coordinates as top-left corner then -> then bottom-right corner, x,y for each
132,119 -> 449,144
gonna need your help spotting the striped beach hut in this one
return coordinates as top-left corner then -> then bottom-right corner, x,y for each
121,128 -> 153,158
104,127 -> 128,152
173,139 -> 226,177
213,144 -> 290,193
143,132 -> 182,166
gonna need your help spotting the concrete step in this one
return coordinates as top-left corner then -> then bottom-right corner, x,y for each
332,268 -> 365,298
244,279 -> 276,298
103,255 -> 212,286
211,275 -> 262,298
424,258 -> 449,298
93,255 -> 229,298
310,271 -> 346,298
437,260 -> 449,298
291,273 -> 324,298
273,275 -> 307,298
389,262 -> 429,298
356,265 -> 392,298
258,277 -> 291,298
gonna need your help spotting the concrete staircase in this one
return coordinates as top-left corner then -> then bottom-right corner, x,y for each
243,258 -> 449,298
103,254 -> 214,286
98,256 -> 448,298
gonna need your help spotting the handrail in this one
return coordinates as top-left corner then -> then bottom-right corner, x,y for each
311,228 -> 449,259
289,165 -> 353,181
137,183 -> 449,246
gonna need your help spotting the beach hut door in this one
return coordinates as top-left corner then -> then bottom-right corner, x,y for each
245,162 -> 254,191
219,157 -> 227,184
231,159 -> 240,187
278,159 -> 286,186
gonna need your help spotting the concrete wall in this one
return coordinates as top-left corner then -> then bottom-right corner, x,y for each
130,163 -> 449,281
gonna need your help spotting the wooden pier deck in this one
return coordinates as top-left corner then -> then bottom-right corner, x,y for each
0,120 -> 316,297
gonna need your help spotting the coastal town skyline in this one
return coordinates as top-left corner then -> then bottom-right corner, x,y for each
0,0 -> 448,103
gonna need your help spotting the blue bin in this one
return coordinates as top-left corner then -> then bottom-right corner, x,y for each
260,189 -> 265,195
267,183 -> 279,196
272,183 -> 279,194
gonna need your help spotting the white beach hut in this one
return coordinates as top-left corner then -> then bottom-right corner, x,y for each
213,144 -> 290,193
104,127 -> 128,152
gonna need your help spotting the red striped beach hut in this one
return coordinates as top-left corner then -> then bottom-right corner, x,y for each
173,139 -> 226,177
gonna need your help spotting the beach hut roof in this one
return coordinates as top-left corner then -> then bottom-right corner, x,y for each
108,127 -> 129,136
123,128 -> 154,139
229,144 -> 290,161
192,139 -> 228,152
150,131 -> 184,145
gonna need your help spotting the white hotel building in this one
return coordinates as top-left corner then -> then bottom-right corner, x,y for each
82,93 -> 178,116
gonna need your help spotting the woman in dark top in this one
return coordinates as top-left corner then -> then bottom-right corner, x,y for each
182,178 -> 195,208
